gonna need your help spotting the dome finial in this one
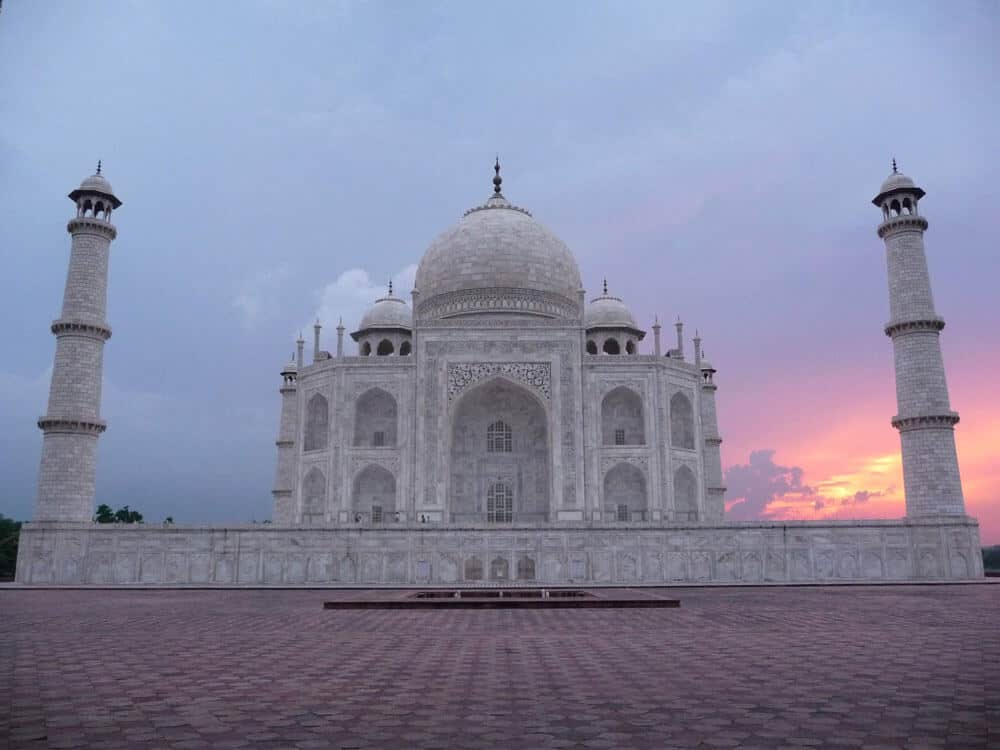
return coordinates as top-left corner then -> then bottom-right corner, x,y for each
892,157 -> 898,174
96,160 -> 102,175
388,278 -> 393,296
603,278 -> 608,296
493,155 -> 502,195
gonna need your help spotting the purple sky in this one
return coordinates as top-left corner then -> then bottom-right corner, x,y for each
1,2 -> 997,536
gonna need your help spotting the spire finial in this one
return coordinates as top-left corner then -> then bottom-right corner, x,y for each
96,160 -> 102,175
602,278 -> 608,295
892,158 -> 898,174
388,279 -> 393,296
493,155 -> 502,195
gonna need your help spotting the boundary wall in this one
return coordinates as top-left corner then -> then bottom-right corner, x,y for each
16,518 -> 983,585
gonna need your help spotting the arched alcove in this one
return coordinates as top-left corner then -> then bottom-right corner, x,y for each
399,340 -> 412,356
376,339 -> 394,356
352,464 -> 396,521
674,465 -> 698,521
360,341 -> 372,356
586,340 -> 598,355
304,393 -> 329,451
353,388 -> 397,447
670,392 -> 695,449
602,338 -> 621,355
603,462 -> 647,521
301,467 -> 326,524
601,387 -> 645,446
450,378 -> 549,523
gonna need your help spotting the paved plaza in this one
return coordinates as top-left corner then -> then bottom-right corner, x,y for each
2,584 -> 998,749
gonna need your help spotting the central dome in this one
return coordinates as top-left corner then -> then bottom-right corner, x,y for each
415,173 -> 582,321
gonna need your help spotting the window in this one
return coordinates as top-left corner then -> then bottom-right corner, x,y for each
373,431 -> 385,447
487,482 -> 513,523
586,340 -> 598,355
614,428 -> 625,446
371,504 -> 383,524
617,504 -> 629,522
487,420 -> 512,453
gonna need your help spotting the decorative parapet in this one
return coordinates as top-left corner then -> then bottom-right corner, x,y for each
37,417 -> 106,435
884,317 -> 945,338
877,214 -> 928,238
51,318 -> 112,341
447,361 -> 551,402
892,413 -> 960,432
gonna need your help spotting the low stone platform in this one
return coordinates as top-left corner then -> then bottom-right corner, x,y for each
323,587 -> 681,609
3,585 -> 998,748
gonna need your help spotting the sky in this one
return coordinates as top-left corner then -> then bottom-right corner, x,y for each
0,1 -> 997,542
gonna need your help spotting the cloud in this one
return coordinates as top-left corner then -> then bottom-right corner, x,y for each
724,449 -> 897,521
310,263 -> 417,342
233,266 -> 292,327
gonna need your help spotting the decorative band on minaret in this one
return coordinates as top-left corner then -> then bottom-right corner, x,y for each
873,165 -> 965,517
35,166 -> 122,523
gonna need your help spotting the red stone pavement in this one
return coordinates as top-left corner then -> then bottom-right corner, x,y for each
1,585 -> 998,749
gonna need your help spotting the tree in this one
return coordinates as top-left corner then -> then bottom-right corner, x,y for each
113,506 -> 143,523
0,514 -> 21,581
94,504 -> 115,523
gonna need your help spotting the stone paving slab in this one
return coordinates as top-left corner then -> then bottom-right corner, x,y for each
1,585 -> 998,748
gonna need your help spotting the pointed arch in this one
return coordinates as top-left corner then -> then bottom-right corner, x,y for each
301,467 -> 326,524
674,465 -> 698,521
354,387 -> 397,447
602,338 -> 621,355
670,391 -> 695,449
586,340 -> 598,355
603,462 -> 647,521
352,463 -> 396,520
376,339 -> 394,356
304,393 -> 329,451
601,386 -> 645,446
399,340 -> 412,356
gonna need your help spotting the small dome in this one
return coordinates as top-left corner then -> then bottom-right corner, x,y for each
281,357 -> 297,374
585,290 -> 639,331
357,294 -> 412,332
79,172 -> 115,195
879,171 -> 915,194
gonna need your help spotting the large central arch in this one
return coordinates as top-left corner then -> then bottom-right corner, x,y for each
449,377 -> 550,523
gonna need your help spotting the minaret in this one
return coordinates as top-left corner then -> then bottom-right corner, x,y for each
697,342 -> 725,521
873,163 -> 965,516
272,355 -> 298,524
35,164 -> 122,523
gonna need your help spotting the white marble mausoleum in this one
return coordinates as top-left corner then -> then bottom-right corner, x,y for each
15,161 -> 984,585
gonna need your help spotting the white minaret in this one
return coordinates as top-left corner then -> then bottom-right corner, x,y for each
874,163 -> 965,517
271,355 -> 298,524
35,164 -> 122,523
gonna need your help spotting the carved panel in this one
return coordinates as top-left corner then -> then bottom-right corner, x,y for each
447,361 -> 551,402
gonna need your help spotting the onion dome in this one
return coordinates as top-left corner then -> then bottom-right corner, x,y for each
584,281 -> 644,338
351,282 -> 412,340
414,159 -> 582,321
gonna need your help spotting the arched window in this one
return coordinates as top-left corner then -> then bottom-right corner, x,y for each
352,464 -> 396,519
399,340 -> 411,356
83,199 -> 93,216
890,199 -> 901,217
487,482 -> 513,523
354,388 -> 397,447
487,420 -> 512,453
586,340 -> 598,355
674,465 -> 698,521
602,338 -> 621,355
517,555 -> 536,580
625,340 -> 636,355
377,339 -> 394,356
601,387 -> 645,446
360,341 -> 372,356
304,393 -> 329,451
902,197 -> 912,215
670,392 -> 695,450
302,467 -> 326,524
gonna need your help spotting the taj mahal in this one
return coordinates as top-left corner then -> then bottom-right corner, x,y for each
15,159 -> 984,585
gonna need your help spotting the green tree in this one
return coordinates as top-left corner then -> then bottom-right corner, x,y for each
113,506 -> 143,523
94,504 -> 115,523
0,514 -> 22,581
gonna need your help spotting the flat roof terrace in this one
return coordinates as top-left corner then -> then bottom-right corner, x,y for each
2,585 -> 998,748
